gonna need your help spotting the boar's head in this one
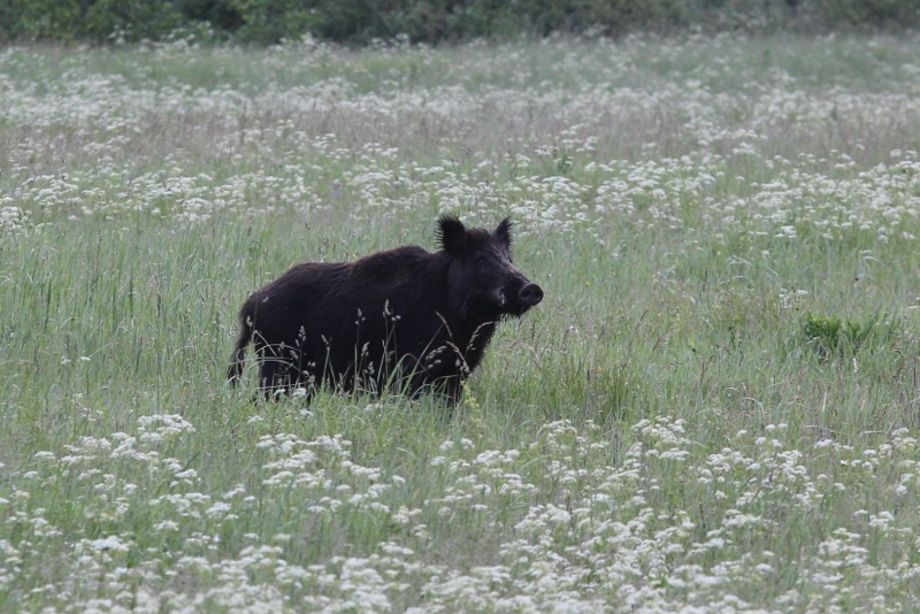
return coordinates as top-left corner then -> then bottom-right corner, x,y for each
438,215 -> 543,320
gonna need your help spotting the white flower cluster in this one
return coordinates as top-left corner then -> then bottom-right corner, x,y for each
3,413 -> 919,610
2,35 -> 919,243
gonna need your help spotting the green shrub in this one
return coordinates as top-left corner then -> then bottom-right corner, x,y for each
229,0 -> 318,43
0,0 -> 85,42
83,0 -> 183,42
177,0 -> 243,33
819,0 -> 920,27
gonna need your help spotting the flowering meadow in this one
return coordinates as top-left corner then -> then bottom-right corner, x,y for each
2,34 -> 920,611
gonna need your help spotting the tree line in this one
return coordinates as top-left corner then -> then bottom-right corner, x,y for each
1,0 -> 917,45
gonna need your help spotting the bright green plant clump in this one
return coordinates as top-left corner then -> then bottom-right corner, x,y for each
803,312 -> 902,358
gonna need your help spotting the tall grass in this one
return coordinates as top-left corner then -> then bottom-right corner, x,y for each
1,35 -> 920,610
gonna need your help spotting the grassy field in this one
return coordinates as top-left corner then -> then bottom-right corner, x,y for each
2,34 -> 920,611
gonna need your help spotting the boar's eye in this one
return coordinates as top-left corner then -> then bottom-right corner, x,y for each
472,251 -> 501,272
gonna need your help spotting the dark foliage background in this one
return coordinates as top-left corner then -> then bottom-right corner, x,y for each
0,0 -> 918,44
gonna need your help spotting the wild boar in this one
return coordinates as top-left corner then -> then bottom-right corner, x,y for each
228,215 -> 543,402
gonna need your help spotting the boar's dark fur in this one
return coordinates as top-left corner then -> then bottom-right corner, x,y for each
228,215 -> 543,402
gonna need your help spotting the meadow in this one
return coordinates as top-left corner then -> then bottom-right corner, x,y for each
1,33 -> 920,611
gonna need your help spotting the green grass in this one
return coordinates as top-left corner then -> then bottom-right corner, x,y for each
1,34 -> 920,611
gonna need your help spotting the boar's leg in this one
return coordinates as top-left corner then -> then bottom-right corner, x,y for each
442,376 -> 464,405
256,343 -> 294,398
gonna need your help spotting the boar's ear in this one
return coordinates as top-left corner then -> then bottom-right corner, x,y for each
437,214 -> 467,256
494,217 -> 512,251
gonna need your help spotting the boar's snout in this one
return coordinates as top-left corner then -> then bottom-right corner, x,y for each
518,283 -> 544,307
